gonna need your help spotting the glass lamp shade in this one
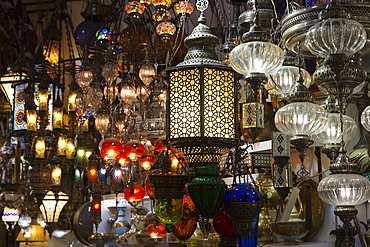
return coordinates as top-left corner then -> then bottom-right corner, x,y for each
152,9 -> 171,22
74,20 -> 99,49
116,151 -> 130,165
95,112 -> 110,135
124,186 -> 146,207
274,102 -> 328,137
2,206 -> 19,223
125,1 -> 146,14
51,166 -> 62,186
156,22 -> 176,37
18,214 -> 32,230
188,166 -> 227,219
313,113 -> 357,146
305,18 -> 367,58
120,82 -> 136,104
361,105 -> 370,132
122,140 -> 145,160
100,139 -> 123,159
172,189 -> 198,240
77,69 -> 93,88
230,41 -> 284,76
318,173 -> 370,206
146,223 -> 167,238
213,208 -> 236,238
139,63 -> 156,86
174,1 -> 194,15
39,190 -> 69,223
265,66 -> 311,96
152,0 -> 171,7
102,62 -> 119,84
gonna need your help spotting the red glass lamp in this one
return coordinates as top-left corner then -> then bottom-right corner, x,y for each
100,138 -> 123,160
122,140 -> 145,160
147,222 -> 167,238
124,186 -> 146,207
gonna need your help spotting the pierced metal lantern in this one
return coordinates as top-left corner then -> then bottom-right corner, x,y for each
166,12 -> 238,169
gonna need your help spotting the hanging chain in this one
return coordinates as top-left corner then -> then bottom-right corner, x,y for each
215,0 -> 226,29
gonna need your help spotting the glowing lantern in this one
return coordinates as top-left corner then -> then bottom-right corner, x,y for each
101,139 -> 123,159
156,22 -> 176,41
140,154 -> 156,170
116,151 -> 130,165
122,140 -> 145,160
147,222 -> 167,238
173,1 -> 194,16
124,186 -> 146,207
125,1 -> 146,19
154,137 -> 167,152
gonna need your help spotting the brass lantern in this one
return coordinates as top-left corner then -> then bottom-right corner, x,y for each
166,12 -> 238,169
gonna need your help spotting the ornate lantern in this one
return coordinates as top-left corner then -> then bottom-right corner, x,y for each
165,2 -> 238,170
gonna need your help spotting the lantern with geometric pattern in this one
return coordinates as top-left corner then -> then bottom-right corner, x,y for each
166,10 -> 238,169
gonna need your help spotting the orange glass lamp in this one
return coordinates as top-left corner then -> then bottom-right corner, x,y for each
100,138 -> 123,161
124,186 -> 146,207
147,222 -> 167,239
43,39 -> 60,65
125,1 -> 146,20
122,140 -> 145,161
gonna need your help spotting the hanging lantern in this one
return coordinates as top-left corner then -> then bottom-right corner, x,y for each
125,1 -> 146,19
147,222 -> 167,238
116,151 -> 130,165
139,63 -> 156,87
140,154 -> 156,170
124,186 -> 146,207
66,138 -> 75,159
102,61 -> 119,85
172,188 -> 198,240
154,137 -> 167,152
100,138 -> 123,160
2,206 -> 19,230
122,140 -> 145,160
57,134 -> 67,156
149,174 -> 188,225
35,136 -> 46,159
173,1 -> 194,16
51,166 -> 62,186
156,22 -> 176,41
39,189 -> 69,236
18,213 -> 32,231
188,166 -> 226,219
152,9 -> 171,22
213,208 -> 237,247
166,11 -> 238,170
223,183 -> 262,241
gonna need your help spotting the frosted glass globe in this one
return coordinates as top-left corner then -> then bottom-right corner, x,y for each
274,102 -> 328,136
313,113 -> 357,146
318,173 -> 370,206
305,18 -> 367,57
361,105 -> 370,132
265,66 -> 311,96
230,41 -> 284,76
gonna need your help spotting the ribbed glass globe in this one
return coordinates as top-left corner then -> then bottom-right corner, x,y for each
305,18 -> 367,57
361,105 -> 370,132
274,102 -> 328,136
265,66 -> 311,96
313,113 -> 357,146
318,173 -> 370,206
230,41 -> 284,76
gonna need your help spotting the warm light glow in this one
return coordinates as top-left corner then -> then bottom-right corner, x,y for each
40,190 -> 69,223
37,90 -> 49,112
35,137 -> 46,159
26,109 -> 37,131
2,206 -> 19,222
93,202 -> 101,210
66,138 -> 75,159
68,92 -> 77,112
57,135 -> 67,156
37,213 -> 46,228
52,108 -> 63,129
141,160 -> 151,170
43,40 -> 60,64
51,166 -> 62,186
